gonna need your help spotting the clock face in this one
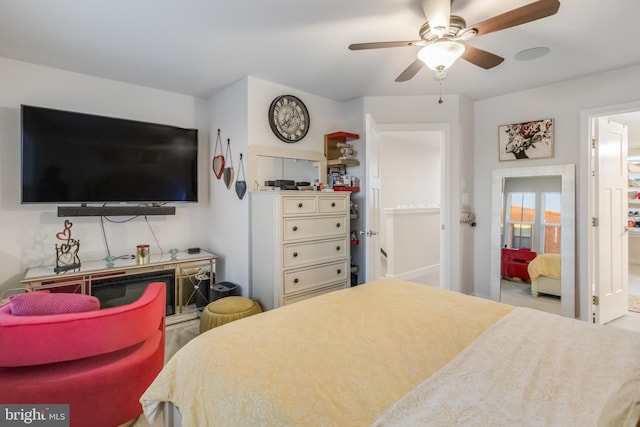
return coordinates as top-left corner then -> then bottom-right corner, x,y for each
268,95 -> 310,143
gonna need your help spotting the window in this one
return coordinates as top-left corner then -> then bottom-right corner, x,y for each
542,192 -> 561,254
506,192 -> 535,249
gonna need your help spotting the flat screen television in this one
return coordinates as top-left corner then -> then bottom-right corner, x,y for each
21,105 -> 198,204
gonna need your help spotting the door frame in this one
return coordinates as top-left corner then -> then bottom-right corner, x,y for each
365,118 -> 450,289
582,102 -> 640,322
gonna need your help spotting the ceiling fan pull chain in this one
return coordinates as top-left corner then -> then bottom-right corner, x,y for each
438,79 -> 443,104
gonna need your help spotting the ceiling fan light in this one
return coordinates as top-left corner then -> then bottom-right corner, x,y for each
418,40 -> 465,71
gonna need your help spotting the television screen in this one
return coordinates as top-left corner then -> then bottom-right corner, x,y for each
21,105 -> 198,204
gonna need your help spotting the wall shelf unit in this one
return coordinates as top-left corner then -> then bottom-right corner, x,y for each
323,131 -> 360,285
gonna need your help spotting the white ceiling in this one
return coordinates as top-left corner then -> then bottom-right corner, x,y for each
1,0 -> 639,102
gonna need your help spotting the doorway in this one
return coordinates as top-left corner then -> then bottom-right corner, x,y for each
364,117 -> 448,288
587,106 -> 640,324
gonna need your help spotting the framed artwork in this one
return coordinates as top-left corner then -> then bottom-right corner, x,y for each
498,118 -> 554,161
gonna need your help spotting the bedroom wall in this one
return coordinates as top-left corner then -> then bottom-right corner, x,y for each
473,64 -> 640,320
0,57 -> 210,295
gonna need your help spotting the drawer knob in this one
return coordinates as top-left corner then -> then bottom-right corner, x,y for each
298,203 -> 303,208
337,269 -> 342,274
336,222 -> 341,228
294,278 -> 299,284
331,202 -> 336,207
293,226 -> 298,231
293,252 -> 298,258
336,246 -> 341,251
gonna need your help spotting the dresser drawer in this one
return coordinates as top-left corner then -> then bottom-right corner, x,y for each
283,238 -> 348,268
283,282 -> 348,306
283,260 -> 349,295
282,197 -> 317,215
283,215 -> 348,242
318,196 -> 348,214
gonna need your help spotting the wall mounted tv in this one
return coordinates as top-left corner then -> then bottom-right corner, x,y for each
21,105 -> 198,206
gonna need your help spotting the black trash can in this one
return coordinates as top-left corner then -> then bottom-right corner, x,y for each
194,271 -> 215,308
211,281 -> 239,301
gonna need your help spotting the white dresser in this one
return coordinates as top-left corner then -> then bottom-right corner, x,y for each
250,191 -> 351,310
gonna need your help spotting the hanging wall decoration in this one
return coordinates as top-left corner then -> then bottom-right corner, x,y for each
54,219 -> 81,273
498,118 -> 554,161
235,153 -> 247,200
212,129 -> 225,179
223,138 -> 234,189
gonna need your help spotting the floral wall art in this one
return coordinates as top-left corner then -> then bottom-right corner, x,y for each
498,118 -> 554,161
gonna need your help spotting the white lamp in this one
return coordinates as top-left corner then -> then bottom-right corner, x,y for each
418,40 -> 466,71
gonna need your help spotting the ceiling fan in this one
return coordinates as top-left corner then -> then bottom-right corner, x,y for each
348,0 -> 561,82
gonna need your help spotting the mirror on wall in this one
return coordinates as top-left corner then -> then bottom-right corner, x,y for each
247,145 -> 326,191
490,164 -> 575,318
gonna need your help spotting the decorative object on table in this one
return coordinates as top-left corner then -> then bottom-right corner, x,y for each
235,153 -> 247,200
54,219 -> 81,273
169,248 -> 179,259
212,128 -> 225,179
223,138 -> 234,189
136,244 -> 150,265
268,95 -> 310,143
498,118 -> 554,161
105,256 -> 117,268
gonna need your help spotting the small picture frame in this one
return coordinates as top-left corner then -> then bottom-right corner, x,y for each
498,118 -> 554,161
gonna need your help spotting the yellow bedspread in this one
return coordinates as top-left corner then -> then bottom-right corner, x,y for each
527,253 -> 561,281
141,279 -> 512,426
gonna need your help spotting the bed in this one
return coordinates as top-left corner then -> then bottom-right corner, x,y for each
528,253 -> 562,297
140,279 -> 640,426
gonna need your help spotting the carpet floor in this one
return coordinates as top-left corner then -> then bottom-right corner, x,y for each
630,293 -> 640,313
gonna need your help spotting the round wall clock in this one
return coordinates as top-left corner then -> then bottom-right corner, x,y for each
268,95 -> 310,143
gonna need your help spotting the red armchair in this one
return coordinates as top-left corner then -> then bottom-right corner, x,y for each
501,248 -> 537,282
0,282 -> 166,427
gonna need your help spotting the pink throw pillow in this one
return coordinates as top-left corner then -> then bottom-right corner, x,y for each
9,292 -> 100,316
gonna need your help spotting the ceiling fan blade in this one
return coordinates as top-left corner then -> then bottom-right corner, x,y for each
421,0 -> 451,36
461,45 -> 504,69
469,0 -> 560,37
395,59 -> 425,82
348,41 -> 421,50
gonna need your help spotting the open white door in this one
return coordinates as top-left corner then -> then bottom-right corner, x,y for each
364,114 -> 381,282
592,117 -> 629,324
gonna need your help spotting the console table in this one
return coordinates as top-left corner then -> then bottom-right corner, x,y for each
21,250 -> 218,325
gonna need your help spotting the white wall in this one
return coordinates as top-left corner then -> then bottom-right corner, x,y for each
473,64 -> 640,320
379,132 -> 441,209
207,78 -> 249,291
0,58 -> 210,294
